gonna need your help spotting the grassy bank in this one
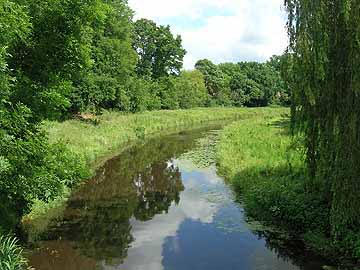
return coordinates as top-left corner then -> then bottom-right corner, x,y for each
23,107 -> 287,240
215,116 -> 360,266
46,107 -> 286,168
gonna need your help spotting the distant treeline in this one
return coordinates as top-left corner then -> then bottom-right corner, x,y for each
196,57 -> 290,107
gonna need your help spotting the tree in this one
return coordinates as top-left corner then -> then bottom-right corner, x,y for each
195,59 -> 232,106
73,0 -> 138,113
133,19 -> 186,79
8,0 -> 108,119
285,0 -> 360,237
0,0 -> 33,231
0,0 -> 31,100
0,1 -> 88,233
175,70 -> 208,109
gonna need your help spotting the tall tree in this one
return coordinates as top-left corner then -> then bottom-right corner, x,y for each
195,59 -> 232,105
133,19 -> 186,79
8,0 -> 108,119
0,0 -> 56,230
73,0 -> 138,112
285,0 -> 360,236
0,0 -> 89,232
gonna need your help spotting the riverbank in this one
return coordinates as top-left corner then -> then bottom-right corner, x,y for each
26,118 -> 329,270
215,116 -> 360,267
22,107 -> 287,241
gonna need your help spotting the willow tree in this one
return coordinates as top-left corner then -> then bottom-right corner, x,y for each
284,0 -> 360,237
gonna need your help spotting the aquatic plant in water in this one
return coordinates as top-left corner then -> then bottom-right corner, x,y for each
180,130 -> 219,168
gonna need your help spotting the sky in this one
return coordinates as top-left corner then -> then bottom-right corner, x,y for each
128,0 -> 289,70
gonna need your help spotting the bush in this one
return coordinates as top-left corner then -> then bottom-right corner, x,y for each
0,102 -> 89,232
240,168 -> 329,233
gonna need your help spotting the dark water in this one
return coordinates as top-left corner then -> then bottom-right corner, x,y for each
29,127 -> 327,270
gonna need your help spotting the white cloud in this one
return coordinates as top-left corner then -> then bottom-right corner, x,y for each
109,163 -> 221,270
128,0 -> 288,69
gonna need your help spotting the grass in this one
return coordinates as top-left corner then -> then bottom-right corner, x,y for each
216,116 -> 301,181
45,107 -> 287,168
0,235 -> 29,270
22,188 -> 71,243
215,116 -> 318,231
23,107 -> 287,241
215,115 -> 360,266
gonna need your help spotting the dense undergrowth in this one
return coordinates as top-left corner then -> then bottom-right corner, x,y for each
216,116 -> 360,266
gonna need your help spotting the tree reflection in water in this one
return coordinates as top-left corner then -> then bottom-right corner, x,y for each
31,129 -> 208,268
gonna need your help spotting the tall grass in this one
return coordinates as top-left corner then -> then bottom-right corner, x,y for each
215,115 -> 360,263
46,107 -> 287,168
215,116 -> 314,230
216,116 -> 300,181
0,235 -> 29,270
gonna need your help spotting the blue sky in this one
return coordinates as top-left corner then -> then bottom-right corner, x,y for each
128,0 -> 288,69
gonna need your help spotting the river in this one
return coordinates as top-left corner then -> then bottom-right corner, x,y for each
28,126 -> 327,270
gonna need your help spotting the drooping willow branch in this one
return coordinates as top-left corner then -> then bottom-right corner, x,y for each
284,0 -> 360,236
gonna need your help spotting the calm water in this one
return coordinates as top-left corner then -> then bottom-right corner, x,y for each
29,127 -> 327,270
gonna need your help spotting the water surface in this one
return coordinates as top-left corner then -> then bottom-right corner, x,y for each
29,127 -> 326,270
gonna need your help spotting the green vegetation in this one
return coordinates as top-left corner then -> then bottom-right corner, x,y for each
284,0 -> 360,262
0,235 -> 29,270
0,0 -> 287,233
180,130 -> 219,168
0,0 -> 286,238
1,0 -> 359,267
133,18 -> 186,79
195,57 -> 290,107
46,108 -> 286,166
18,107 -> 284,242
216,116 -> 360,263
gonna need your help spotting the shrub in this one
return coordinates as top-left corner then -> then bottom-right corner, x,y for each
0,102 -> 89,231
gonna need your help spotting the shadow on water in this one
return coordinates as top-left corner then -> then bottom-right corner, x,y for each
28,124 -> 330,270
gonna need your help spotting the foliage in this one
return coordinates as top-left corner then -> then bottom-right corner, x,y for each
195,59 -> 232,105
0,0 -> 31,101
156,76 -> 179,109
72,0 -> 137,113
175,71 -> 209,109
121,71 -> 208,112
0,109 -> 89,231
195,58 -> 289,107
123,77 -> 161,112
216,116 -> 360,262
133,19 -> 186,79
2,0 -> 286,118
0,235 -> 29,270
0,1 -> 89,229
5,0 -> 138,118
284,0 -> 360,240
7,0 -> 107,119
